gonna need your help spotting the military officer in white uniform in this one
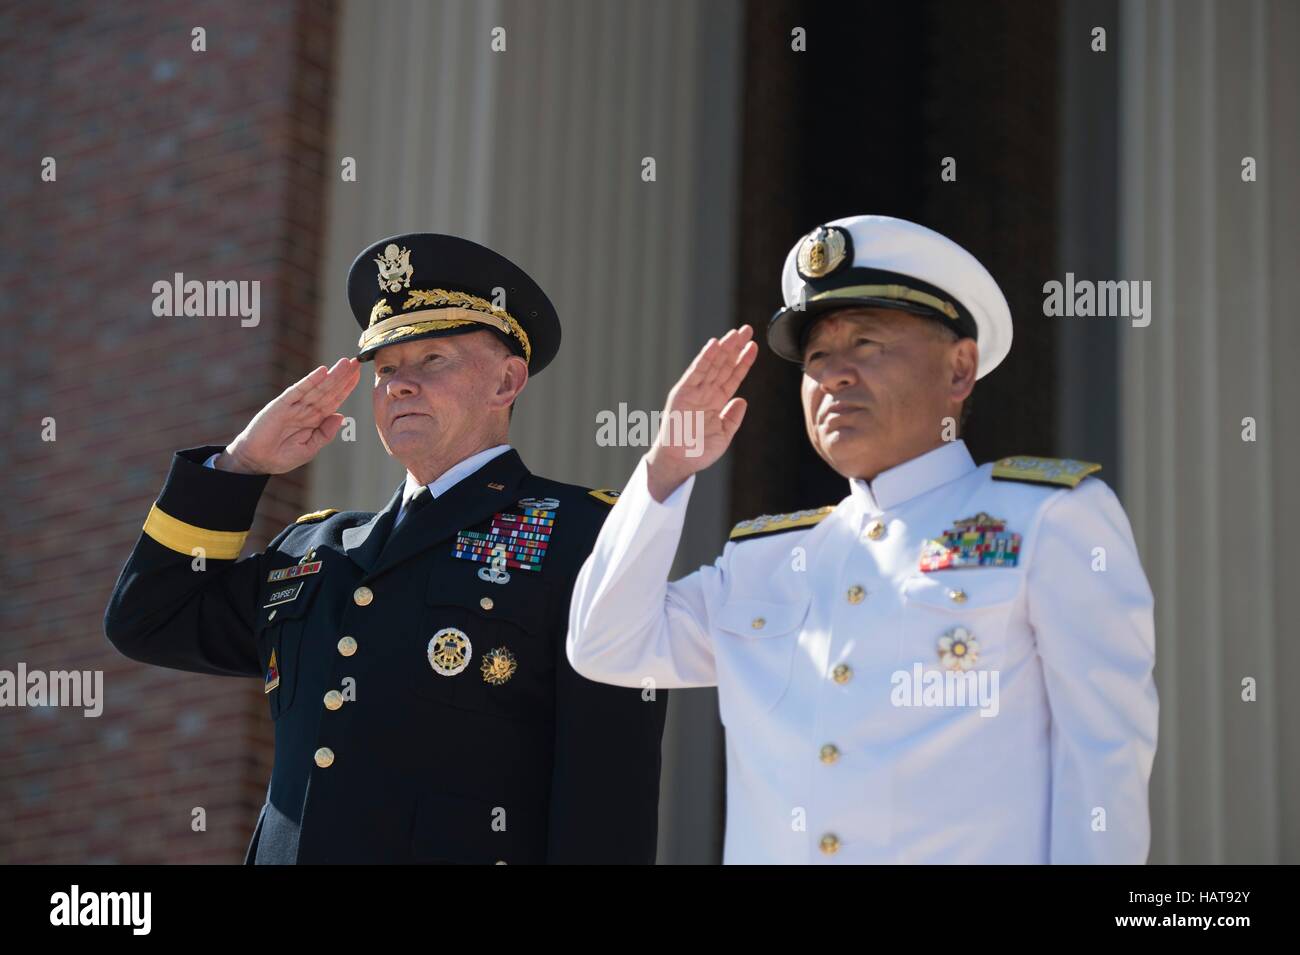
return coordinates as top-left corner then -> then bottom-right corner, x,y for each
567,215 -> 1158,864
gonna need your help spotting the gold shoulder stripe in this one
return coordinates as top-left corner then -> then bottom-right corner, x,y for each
730,506 -> 834,541
588,489 -> 621,505
295,508 -> 339,524
991,456 -> 1101,488
143,503 -> 249,560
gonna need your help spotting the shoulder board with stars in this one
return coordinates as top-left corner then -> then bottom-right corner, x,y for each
729,506 -> 834,541
294,508 -> 339,524
991,456 -> 1101,489
588,489 -> 621,505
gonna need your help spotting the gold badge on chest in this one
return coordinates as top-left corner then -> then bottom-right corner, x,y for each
480,647 -> 518,685
428,627 -> 472,676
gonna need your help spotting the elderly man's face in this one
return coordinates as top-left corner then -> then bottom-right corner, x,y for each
799,308 -> 977,481
371,331 -> 525,468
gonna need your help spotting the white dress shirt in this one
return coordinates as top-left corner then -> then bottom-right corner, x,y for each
567,440 -> 1158,864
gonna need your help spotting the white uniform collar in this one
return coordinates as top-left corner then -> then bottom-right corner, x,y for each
401,444 -> 512,507
848,439 -> 976,513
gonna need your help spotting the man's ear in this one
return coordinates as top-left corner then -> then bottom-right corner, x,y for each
949,337 -> 978,403
497,354 -> 529,407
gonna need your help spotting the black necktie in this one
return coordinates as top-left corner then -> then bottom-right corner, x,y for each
400,485 -> 431,524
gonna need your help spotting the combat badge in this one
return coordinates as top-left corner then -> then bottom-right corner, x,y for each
919,512 -> 1021,571
428,628 -> 472,677
481,647 -> 518,686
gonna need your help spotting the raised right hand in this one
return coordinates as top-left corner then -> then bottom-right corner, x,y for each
217,357 -> 362,474
644,325 -> 758,502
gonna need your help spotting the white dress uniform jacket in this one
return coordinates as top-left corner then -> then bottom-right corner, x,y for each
567,440 -> 1158,864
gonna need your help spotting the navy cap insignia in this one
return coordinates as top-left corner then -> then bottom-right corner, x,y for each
938,626 -> 980,671
375,243 -> 414,293
428,627 -> 472,676
796,225 -> 849,279
481,647 -> 518,686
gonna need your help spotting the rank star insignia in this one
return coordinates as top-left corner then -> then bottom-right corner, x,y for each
374,243 -> 413,293
428,627 -> 472,676
481,647 -> 518,686
919,512 -> 1022,571
938,626 -> 979,671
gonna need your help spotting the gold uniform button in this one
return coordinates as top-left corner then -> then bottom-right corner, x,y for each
323,690 -> 343,711
846,584 -> 866,604
866,520 -> 886,541
751,617 -> 766,630
819,743 -> 840,765
314,747 -> 335,768
819,833 -> 841,855
353,586 -> 373,606
480,597 -> 494,611
337,635 -> 357,657
948,588 -> 968,603
832,663 -> 853,685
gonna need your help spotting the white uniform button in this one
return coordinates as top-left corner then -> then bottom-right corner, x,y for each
751,617 -> 766,630
866,520 -> 886,541
314,747 -> 335,768
337,635 -> 357,656
819,743 -> 840,765
353,586 -> 373,606
846,584 -> 866,604
819,833 -> 841,855
832,663 -> 853,685
323,690 -> 343,711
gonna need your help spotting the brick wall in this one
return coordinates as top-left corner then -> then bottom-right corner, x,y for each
0,0 -> 337,863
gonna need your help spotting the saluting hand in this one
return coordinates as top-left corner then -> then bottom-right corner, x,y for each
645,324 -> 758,502
217,357 -> 362,474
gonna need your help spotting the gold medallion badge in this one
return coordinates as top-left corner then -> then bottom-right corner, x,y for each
428,627 -> 472,676
937,626 -> 980,671
480,647 -> 518,686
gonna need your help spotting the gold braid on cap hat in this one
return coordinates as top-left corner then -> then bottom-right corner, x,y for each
358,288 -> 532,365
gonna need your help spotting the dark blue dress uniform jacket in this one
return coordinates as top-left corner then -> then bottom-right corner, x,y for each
104,445 -> 667,864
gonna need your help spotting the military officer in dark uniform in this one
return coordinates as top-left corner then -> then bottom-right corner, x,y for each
104,233 -> 667,864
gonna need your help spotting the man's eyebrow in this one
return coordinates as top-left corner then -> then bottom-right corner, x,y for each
805,317 -> 890,350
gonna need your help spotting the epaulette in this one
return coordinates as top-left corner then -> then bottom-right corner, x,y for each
294,508 -> 339,524
588,489 -> 621,505
730,506 -> 834,541
991,456 -> 1101,489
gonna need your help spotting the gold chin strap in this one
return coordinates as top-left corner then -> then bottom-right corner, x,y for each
809,284 -> 960,321
358,303 -> 532,365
